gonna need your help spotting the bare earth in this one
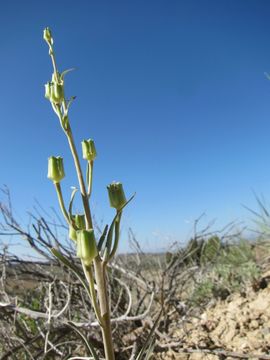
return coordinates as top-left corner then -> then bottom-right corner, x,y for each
157,270 -> 270,359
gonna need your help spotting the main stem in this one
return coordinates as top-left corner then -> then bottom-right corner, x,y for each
65,127 -> 115,360
93,260 -> 115,360
65,127 -> 93,229
48,43 -> 115,359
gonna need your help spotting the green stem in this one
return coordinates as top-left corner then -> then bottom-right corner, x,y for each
48,42 -> 93,229
54,182 -> 70,224
47,39 -> 115,360
93,259 -> 115,360
81,261 -> 103,325
65,128 -> 93,229
87,161 -> 94,198
49,47 -> 59,82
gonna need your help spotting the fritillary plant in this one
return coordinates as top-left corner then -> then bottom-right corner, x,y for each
43,28 -> 158,360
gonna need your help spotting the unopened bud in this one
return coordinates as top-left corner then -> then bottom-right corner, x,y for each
43,27 -> 53,46
107,182 -> 126,210
76,229 -> 98,265
81,139 -> 97,161
47,156 -> 65,183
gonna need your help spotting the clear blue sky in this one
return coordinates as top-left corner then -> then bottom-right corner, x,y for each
1,0 -> 270,253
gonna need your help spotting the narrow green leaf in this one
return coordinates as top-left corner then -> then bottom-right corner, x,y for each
68,187 -> 78,221
60,68 -> 75,80
135,310 -> 162,360
119,193 -> 136,212
144,339 -> 155,360
97,224 -> 109,251
104,214 -> 117,259
66,96 -> 76,112
108,212 -> 122,262
67,321 -> 100,359
51,248 -> 91,298
104,194 -> 135,259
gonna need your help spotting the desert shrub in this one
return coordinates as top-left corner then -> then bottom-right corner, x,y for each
189,238 -> 261,306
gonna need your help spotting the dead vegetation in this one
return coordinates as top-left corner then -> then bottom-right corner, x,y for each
1,188 -> 270,359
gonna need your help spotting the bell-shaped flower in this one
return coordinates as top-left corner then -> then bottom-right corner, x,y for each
76,229 -> 98,265
107,182 -> 126,210
47,156 -> 65,183
81,139 -> 97,161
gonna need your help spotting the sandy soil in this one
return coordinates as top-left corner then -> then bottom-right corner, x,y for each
157,270 -> 270,359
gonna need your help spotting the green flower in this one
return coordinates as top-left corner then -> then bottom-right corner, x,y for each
81,139 -> 97,161
107,182 -> 126,210
76,229 -> 98,265
47,156 -> 65,183
44,81 -> 64,104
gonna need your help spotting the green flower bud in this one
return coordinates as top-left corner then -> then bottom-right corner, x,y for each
76,229 -> 98,265
47,156 -> 65,183
81,139 -> 97,161
107,182 -> 126,210
43,27 -> 53,46
69,214 -> 86,241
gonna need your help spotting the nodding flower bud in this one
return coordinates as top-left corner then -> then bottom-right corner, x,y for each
47,156 -> 65,183
81,139 -> 97,161
76,229 -> 98,265
107,182 -> 126,210
43,27 -> 53,46
69,214 -> 86,241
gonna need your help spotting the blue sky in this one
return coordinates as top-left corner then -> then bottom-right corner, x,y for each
1,0 -> 270,253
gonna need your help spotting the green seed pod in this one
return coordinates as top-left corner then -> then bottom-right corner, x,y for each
77,229 -> 98,265
43,27 -> 53,46
107,182 -> 126,210
47,156 -> 65,183
81,139 -> 97,161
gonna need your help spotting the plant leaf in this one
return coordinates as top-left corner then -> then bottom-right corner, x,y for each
104,194 -> 136,259
51,248 -> 91,298
67,321 -> 100,359
68,187 -> 78,221
60,68 -> 75,80
66,96 -> 76,113
97,224 -> 108,251
135,310 -> 162,360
